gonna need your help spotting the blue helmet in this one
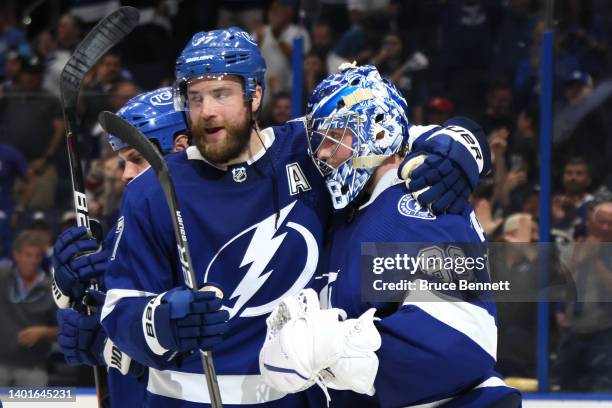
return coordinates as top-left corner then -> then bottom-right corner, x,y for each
174,27 -> 266,105
108,87 -> 187,155
306,64 -> 409,209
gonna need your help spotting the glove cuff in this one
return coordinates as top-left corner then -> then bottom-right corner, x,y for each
103,338 -> 133,375
142,293 -> 170,356
51,274 -> 72,309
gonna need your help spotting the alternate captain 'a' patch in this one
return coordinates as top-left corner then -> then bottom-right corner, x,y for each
397,194 -> 436,220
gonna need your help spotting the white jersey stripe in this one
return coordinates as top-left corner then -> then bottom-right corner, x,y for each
402,286 -> 497,359
147,368 -> 287,404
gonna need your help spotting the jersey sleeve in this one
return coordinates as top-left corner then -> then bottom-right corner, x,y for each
100,177 -> 179,369
372,297 -> 497,406
361,208 -> 497,406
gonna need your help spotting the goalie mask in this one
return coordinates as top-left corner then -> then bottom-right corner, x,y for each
174,27 -> 266,112
108,87 -> 187,155
306,65 -> 409,209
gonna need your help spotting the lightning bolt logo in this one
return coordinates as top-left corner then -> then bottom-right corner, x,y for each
204,200 -> 319,319
225,202 -> 297,317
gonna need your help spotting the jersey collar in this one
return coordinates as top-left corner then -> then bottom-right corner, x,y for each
358,168 -> 402,211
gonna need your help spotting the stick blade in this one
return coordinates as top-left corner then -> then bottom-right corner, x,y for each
98,111 -> 164,171
61,6 -> 140,108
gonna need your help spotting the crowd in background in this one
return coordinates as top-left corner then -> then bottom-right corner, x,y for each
0,0 -> 611,392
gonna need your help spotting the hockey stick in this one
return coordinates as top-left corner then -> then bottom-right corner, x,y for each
98,111 -> 224,408
59,7 -> 139,407
61,6 -> 139,228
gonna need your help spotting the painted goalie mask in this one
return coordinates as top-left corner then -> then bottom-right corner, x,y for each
306,64 -> 410,209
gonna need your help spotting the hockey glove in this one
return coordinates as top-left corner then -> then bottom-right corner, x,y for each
52,226 -> 109,301
142,287 -> 229,355
399,117 -> 491,214
57,290 -> 107,366
260,289 -> 381,398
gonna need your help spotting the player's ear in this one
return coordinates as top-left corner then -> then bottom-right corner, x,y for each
251,84 -> 263,113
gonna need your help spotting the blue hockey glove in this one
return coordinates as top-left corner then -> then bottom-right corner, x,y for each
52,226 -> 109,300
399,117 -> 491,214
143,287 -> 229,355
57,290 -> 107,366
401,152 -> 471,214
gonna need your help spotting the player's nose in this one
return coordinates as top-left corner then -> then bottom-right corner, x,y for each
316,144 -> 332,162
194,98 -> 217,120
122,162 -> 138,183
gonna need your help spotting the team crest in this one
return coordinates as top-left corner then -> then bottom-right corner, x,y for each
232,167 -> 247,183
397,194 -> 436,220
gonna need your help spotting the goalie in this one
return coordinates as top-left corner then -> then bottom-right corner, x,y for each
259,65 -> 522,407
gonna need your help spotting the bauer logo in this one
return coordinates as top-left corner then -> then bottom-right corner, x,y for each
149,90 -> 173,106
74,191 -> 89,227
397,194 -> 436,220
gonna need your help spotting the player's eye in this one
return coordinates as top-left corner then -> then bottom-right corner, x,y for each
188,94 -> 202,105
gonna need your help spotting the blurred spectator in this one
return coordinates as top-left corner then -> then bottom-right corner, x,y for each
318,0 -> 351,37
0,3 -> 31,81
513,19 -> 545,111
311,21 -> 334,61
328,1 -> 369,67
81,54 -> 134,161
371,31 -> 429,123
473,195 -> 504,237
95,80 -> 141,159
489,125 -> 530,215
116,1 -> 177,89
261,92 -> 291,128
42,14 -> 83,98
253,0 -> 311,105
424,96 -> 454,125
493,0 -> 537,80
509,108 -> 539,184
554,70 -> 611,181
0,144 -> 28,257
303,51 -> 327,107
2,50 -> 29,91
0,229 -> 57,386
217,0 -> 267,33
555,201 -> 612,392
552,157 -> 595,236
0,54 -> 64,211
437,0 -> 500,116
479,78 -> 515,135
556,0 -> 609,80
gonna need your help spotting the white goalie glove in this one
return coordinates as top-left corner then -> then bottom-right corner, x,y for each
259,289 -> 382,398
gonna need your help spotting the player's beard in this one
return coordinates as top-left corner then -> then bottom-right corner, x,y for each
192,114 -> 252,164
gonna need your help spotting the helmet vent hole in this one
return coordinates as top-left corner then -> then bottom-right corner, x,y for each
350,79 -> 359,86
375,114 -> 384,123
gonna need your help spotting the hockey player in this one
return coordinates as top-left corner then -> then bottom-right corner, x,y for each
259,66 -> 522,407
99,28 -> 493,407
52,87 -> 189,407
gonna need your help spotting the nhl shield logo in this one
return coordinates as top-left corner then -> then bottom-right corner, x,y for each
232,167 -> 247,183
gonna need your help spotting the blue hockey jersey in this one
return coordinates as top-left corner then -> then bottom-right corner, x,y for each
101,121 -> 331,407
311,170 -> 521,407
